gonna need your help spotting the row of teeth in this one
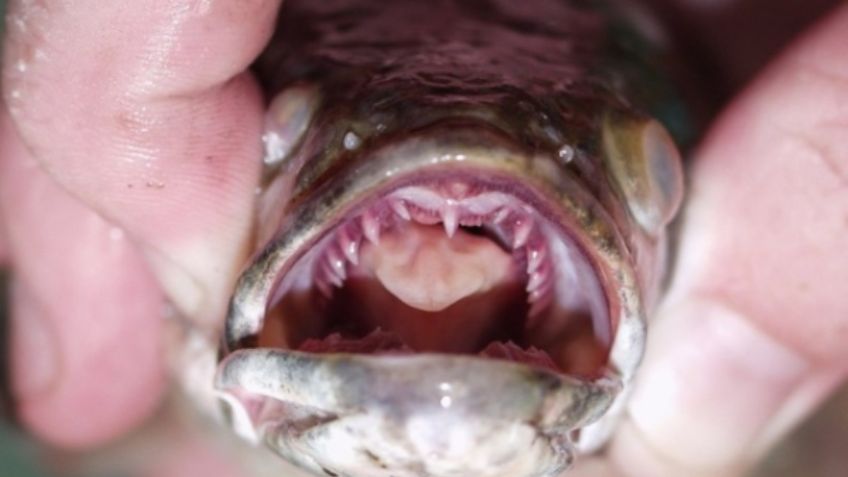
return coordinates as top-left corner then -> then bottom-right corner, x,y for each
313,186 -> 556,317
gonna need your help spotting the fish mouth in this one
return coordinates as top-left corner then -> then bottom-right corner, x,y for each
223,124 -> 639,370
259,171 -> 611,378
216,126 -> 642,473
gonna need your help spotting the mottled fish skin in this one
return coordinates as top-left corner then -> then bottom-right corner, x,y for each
214,1 -> 688,476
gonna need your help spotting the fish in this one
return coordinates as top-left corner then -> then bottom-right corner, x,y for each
207,1 -> 690,476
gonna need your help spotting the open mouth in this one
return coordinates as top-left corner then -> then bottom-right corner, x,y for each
257,173 -> 612,379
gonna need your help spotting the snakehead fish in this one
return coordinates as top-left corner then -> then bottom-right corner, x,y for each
204,1 -> 692,476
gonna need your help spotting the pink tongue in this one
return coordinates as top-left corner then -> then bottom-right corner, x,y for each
358,221 -> 517,311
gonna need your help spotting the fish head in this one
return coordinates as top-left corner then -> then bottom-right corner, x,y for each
212,2 -> 687,476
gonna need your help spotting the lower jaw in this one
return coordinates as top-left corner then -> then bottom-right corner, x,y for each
215,346 -> 622,477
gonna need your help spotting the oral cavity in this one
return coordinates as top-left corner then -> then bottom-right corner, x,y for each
313,182 -> 557,319
265,179 -> 611,376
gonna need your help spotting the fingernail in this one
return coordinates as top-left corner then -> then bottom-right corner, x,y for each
10,280 -> 59,400
628,299 -> 808,470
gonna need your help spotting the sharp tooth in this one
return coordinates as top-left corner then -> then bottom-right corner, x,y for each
493,208 -> 510,224
513,218 -> 533,248
526,272 -> 545,293
442,202 -> 459,237
327,249 -> 347,280
323,262 -> 343,287
315,272 -> 334,298
527,246 -> 546,274
390,199 -> 411,220
338,228 -> 360,265
527,292 -> 552,322
460,215 -> 484,227
362,210 -> 381,244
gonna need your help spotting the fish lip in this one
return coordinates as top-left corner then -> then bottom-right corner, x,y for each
223,123 -> 646,385
216,349 -> 621,430
214,348 -> 622,473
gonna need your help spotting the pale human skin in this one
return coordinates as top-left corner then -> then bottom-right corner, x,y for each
1,1 -> 847,476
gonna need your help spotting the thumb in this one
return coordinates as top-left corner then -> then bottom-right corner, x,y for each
0,0 -> 280,447
611,4 -> 848,476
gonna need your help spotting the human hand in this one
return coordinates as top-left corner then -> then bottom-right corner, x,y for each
0,0 -> 281,448
1,1 -> 846,477
575,2 -> 848,476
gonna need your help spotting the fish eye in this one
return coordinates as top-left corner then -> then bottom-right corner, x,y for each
603,116 -> 684,235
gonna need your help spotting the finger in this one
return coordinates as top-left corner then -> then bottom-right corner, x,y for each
568,458 -> 617,477
2,0 -> 281,324
0,222 -> 8,265
145,439 -> 246,477
0,119 -> 166,448
613,4 -> 848,476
